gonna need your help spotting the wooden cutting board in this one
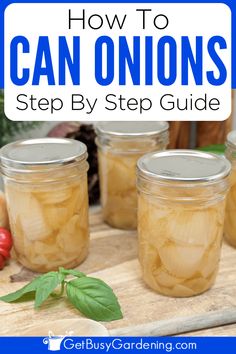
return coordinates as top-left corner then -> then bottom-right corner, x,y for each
0,208 -> 236,336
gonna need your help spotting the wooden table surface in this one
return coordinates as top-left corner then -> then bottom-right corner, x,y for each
0,209 -> 236,336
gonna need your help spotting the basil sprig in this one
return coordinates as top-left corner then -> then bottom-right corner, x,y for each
0,267 -> 123,322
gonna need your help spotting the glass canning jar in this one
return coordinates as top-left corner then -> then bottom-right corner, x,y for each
225,131 -> 236,247
137,150 -> 231,297
0,138 -> 89,273
95,121 -> 169,230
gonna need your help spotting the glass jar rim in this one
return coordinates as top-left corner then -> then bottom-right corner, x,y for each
137,149 -> 231,184
95,121 -> 169,139
226,130 -> 236,150
0,138 -> 88,170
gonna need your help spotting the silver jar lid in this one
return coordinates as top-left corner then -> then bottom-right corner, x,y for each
137,150 -> 231,183
95,121 -> 169,138
226,130 -> 236,148
0,138 -> 87,169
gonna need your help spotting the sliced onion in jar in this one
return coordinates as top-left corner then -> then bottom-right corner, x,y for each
158,241 -> 205,278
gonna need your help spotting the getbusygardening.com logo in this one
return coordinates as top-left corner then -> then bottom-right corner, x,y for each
42,333 -> 197,352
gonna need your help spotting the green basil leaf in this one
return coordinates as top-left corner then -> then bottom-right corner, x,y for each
14,292 -> 36,302
35,272 -> 65,308
59,267 -> 86,278
0,271 -> 65,307
0,277 -> 42,303
66,277 -> 123,322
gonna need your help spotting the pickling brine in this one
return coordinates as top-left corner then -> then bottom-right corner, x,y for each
137,150 -> 231,297
98,148 -> 148,230
225,131 -> 236,247
225,167 -> 236,246
138,194 -> 225,297
0,138 -> 89,272
96,122 -> 169,230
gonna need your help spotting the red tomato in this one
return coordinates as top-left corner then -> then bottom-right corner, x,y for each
0,247 -> 10,259
0,228 -> 12,270
0,254 -> 5,270
0,228 -> 13,251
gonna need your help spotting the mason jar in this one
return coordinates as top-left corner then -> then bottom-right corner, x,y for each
137,150 -> 231,297
0,138 -> 89,272
225,130 -> 236,247
95,122 -> 169,230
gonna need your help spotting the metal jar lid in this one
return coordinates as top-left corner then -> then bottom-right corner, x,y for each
0,138 -> 87,170
95,121 -> 169,139
137,150 -> 231,183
